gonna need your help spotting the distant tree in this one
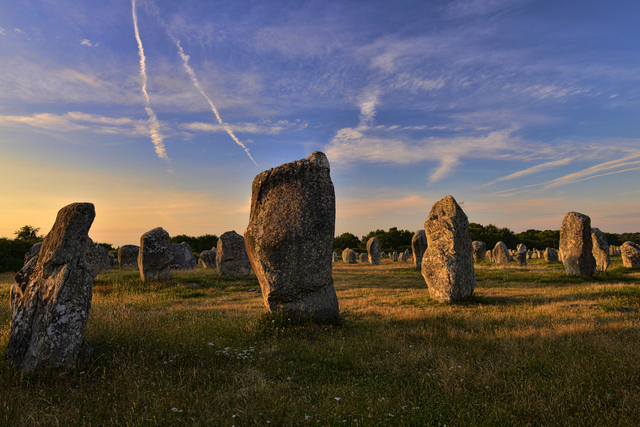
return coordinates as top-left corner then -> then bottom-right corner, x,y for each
333,232 -> 361,253
14,225 -> 43,243
97,242 -> 114,252
359,227 -> 414,253
469,223 -> 518,250
171,234 -> 218,254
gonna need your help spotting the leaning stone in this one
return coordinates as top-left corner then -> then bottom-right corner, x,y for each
244,151 -> 339,321
24,242 -> 42,265
472,241 -> 486,262
559,211 -> 596,277
217,231 -> 251,277
171,242 -> 197,270
138,227 -> 173,281
6,202 -> 95,373
620,241 -> 640,268
367,237 -> 381,265
118,245 -> 139,269
412,230 -> 428,270
85,238 -> 111,279
421,195 -> 475,302
544,247 -> 558,263
492,241 -> 510,266
515,244 -> 527,266
591,228 -> 610,273
199,249 -> 217,268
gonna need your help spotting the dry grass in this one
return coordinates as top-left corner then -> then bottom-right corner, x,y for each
1,257 -> 639,426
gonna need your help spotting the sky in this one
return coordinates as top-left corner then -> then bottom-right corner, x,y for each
1,0 -> 639,247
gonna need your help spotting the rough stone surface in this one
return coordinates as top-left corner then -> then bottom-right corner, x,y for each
472,241 -> 487,262
342,248 -> 356,264
171,242 -> 197,270
421,195 -> 475,302
411,230 -> 428,270
333,252 -> 339,262
492,242 -> 510,266
24,242 -> 43,265
391,252 -> 398,261
359,253 -> 368,263
400,252 -> 409,262
591,228 -> 610,273
486,249 -> 493,262
620,241 -> 640,268
559,211 -> 596,277
199,249 -> 217,268
544,247 -> 559,263
515,244 -> 528,266
244,151 -> 339,321
138,227 -> 173,281
118,245 -> 139,270
6,202 -> 95,373
367,237 -> 381,265
85,239 -> 111,279
217,231 -> 252,277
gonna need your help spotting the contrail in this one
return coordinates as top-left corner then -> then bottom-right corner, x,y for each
132,0 -> 170,163
175,41 -> 258,167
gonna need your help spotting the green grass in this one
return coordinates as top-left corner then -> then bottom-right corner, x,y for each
1,259 -> 640,426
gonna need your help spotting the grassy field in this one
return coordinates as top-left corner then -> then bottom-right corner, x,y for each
1,257 -> 639,426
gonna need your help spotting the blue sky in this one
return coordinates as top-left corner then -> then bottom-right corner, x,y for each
1,0 -> 639,246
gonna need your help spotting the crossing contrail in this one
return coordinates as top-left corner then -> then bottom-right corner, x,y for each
175,41 -> 258,167
132,0 -> 170,163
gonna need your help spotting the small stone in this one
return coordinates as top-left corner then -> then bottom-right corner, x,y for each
342,248 -> 356,264
620,241 -> 640,268
544,247 -> 558,263
138,227 -> 173,281
199,249 -> 217,269
118,245 -> 139,270
472,241 -> 487,262
591,228 -> 610,273
217,231 -> 251,277
171,242 -> 197,270
515,244 -> 527,266
492,242 -> 510,266
412,230 -> 428,270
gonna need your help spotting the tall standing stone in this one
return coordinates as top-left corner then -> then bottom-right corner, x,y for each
217,231 -> 251,277
421,195 -> 475,302
367,237 -> 381,265
492,241 -> 510,266
412,230 -> 428,270
559,212 -> 596,277
171,242 -> 197,270
118,245 -> 139,269
472,241 -> 487,262
620,241 -> 640,268
391,252 -> 399,261
138,227 -> 173,281
515,244 -> 528,266
244,151 -> 339,321
591,228 -> 610,273
7,202 -> 95,373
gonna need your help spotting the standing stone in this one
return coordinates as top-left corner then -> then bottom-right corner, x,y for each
486,249 -> 493,262
359,253 -> 368,263
421,195 -> 475,302
333,252 -> 339,262
411,230 -> 428,270
342,248 -> 356,264
400,252 -> 409,262
515,244 -> 527,266
24,242 -> 43,265
620,241 -> 640,268
85,238 -> 111,279
544,247 -> 559,263
171,242 -> 197,270
492,241 -> 510,266
7,202 -> 95,373
217,231 -> 251,277
559,212 -> 596,277
591,228 -> 610,273
138,227 -> 173,281
244,151 -> 339,321
391,252 -> 399,261
118,245 -> 139,270
367,237 -> 381,265
199,249 -> 217,268
472,241 -> 487,262
381,251 -> 387,259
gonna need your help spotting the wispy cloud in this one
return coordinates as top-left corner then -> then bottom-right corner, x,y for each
181,120 -> 297,135
482,157 -> 575,187
14,28 -> 24,34
80,39 -> 99,47
0,27 -> 5,36
542,153 -> 640,189
132,0 -> 170,163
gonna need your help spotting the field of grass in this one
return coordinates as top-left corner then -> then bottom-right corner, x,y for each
1,257 -> 639,426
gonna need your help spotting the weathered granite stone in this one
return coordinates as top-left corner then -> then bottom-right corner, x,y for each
486,249 -> 493,262
24,242 -> 42,265
171,242 -> 197,270
359,253 -> 368,262
342,248 -> 356,263
118,245 -> 139,270
591,228 -> 610,273
515,244 -> 527,266
217,231 -> 251,277
6,202 -> 95,373
559,211 -> 596,277
472,241 -> 487,262
400,252 -> 409,262
84,238 -> 111,279
138,227 -> 173,281
367,237 -> 381,265
411,230 -> 428,270
391,252 -> 398,261
620,241 -> 640,268
421,195 -> 475,302
199,249 -> 217,268
492,241 -> 510,266
333,252 -> 339,262
544,247 -> 558,263
243,151 -> 339,321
